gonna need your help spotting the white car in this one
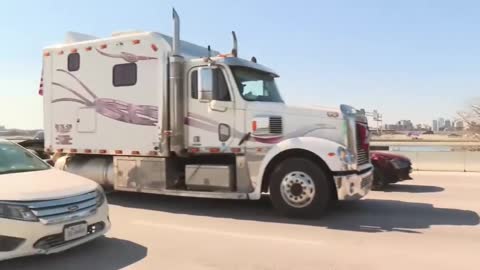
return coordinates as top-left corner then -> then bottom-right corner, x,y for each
0,139 -> 110,261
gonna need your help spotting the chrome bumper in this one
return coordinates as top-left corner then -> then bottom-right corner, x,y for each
0,203 -> 110,261
334,167 -> 373,200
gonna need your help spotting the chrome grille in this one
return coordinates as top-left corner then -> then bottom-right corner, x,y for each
356,122 -> 370,165
269,117 -> 283,134
357,147 -> 369,165
24,191 -> 98,224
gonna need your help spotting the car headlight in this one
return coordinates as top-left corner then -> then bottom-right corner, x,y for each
0,203 -> 38,222
96,186 -> 106,207
390,158 -> 410,169
337,147 -> 355,165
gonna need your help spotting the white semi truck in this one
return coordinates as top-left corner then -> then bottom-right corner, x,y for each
41,9 -> 373,217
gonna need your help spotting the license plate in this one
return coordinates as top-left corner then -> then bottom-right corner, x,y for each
64,222 -> 88,241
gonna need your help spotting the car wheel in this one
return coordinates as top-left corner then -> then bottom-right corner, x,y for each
372,168 -> 387,190
269,158 -> 332,218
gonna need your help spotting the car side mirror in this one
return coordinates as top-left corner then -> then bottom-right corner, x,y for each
198,67 -> 214,102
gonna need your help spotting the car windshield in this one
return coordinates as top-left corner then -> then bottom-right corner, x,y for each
231,66 -> 284,103
0,141 -> 49,175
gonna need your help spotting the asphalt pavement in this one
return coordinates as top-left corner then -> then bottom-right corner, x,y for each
1,171 -> 479,270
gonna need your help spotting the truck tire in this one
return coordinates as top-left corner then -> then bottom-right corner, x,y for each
269,158 -> 332,218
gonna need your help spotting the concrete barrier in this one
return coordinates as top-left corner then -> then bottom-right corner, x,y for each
416,152 -> 466,172
465,152 -> 480,172
383,150 -> 480,172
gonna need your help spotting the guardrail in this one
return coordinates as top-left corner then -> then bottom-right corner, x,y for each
371,141 -> 480,172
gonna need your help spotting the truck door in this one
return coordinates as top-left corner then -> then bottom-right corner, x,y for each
186,66 -> 236,151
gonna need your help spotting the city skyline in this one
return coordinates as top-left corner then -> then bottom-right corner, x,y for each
381,116 -> 468,132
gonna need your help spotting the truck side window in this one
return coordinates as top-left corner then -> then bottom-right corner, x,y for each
213,70 -> 231,102
191,70 -> 198,99
113,63 -> 137,87
68,53 -> 80,72
190,68 -> 230,101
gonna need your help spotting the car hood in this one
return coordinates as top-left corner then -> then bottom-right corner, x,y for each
371,151 -> 410,161
0,168 -> 98,201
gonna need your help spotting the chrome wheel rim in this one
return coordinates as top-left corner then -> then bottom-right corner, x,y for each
280,171 -> 316,208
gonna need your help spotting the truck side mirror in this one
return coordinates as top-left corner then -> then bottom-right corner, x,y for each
198,67 -> 214,102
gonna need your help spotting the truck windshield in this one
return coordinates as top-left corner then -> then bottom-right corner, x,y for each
0,142 -> 49,175
231,66 -> 284,103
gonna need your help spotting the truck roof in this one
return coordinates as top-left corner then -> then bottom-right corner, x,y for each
45,31 -> 219,59
218,57 -> 279,77
45,31 -> 280,75
187,56 -> 280,77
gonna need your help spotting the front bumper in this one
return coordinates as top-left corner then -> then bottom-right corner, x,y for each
334,167 -> 374,200
390,160 -> 413,181
0,203 -> 110,261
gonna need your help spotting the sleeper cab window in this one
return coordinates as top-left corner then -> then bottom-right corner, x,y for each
68,53 -> 80,72
113,63 -> 137,87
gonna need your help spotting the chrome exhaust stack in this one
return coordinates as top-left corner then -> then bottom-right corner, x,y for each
172,8 -> 181,56
168,8 -> 186,156
231,31 -> 238,57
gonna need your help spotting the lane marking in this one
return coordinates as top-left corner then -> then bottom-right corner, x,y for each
132,220 -> 326,246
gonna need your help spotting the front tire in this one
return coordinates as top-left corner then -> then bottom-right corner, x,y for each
269,158 -> 332,218
372,168 -> 387,190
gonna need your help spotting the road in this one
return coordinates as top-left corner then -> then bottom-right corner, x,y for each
1,172 -> 479,270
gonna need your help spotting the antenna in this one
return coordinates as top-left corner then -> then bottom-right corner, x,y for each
205,45 -> 213,65
231,31 -> 238,57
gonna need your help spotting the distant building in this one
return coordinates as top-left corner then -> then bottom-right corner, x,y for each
438,118 -> 445,130
445,120 -> 452,130
397,120 -> 414,130
432,120 -> 438,132
0,125 -> 5,131
384,124 -> 399,130
455,121 -> 464,131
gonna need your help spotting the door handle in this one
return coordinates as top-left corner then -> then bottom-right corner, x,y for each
209,102 -> 228,112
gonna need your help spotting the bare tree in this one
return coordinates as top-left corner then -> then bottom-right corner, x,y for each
457,98 -> 480,139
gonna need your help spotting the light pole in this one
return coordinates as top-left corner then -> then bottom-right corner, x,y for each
364,109 -> 383,135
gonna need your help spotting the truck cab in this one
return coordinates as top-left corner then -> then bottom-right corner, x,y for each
43,9 -> 373,217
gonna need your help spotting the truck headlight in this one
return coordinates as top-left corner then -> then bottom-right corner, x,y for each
0,203 -> 38,222
337,147 -> 355,165
96,186 -> 106,207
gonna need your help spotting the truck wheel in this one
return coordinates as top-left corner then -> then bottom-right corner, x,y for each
269,158 -> 332,218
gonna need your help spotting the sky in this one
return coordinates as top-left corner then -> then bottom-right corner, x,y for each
1,0 -> 479,129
